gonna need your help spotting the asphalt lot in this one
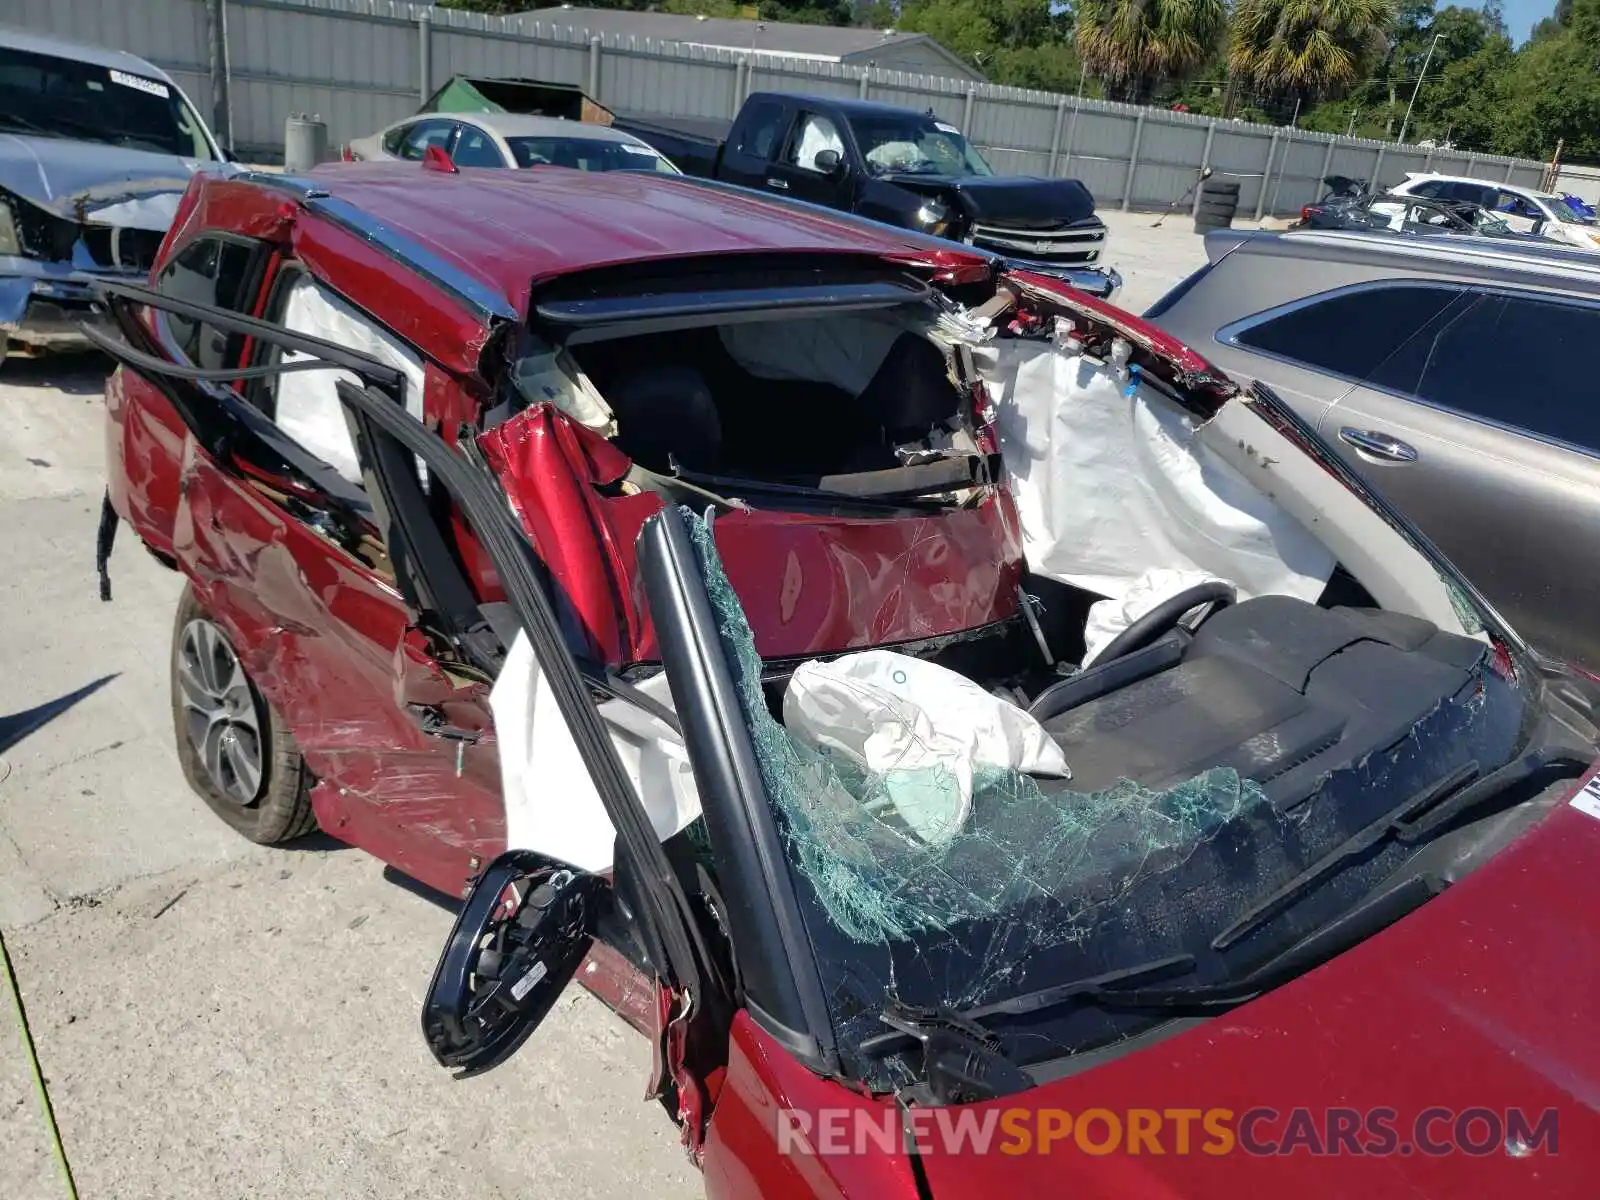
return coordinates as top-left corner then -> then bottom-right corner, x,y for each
0,210 -> 1207,1199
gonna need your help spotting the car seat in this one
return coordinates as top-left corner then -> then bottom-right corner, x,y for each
604,364 -> 724,473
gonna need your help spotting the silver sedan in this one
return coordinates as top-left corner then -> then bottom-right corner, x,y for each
347,110 -> 681,175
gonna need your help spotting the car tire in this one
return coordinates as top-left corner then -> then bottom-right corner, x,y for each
170,584 -> 318,844
1200,180 -> 1241,197
1197,198 -> 1237,216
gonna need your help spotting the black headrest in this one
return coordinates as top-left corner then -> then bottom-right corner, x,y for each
858,332 -> 955,440
605,364 -> 722,473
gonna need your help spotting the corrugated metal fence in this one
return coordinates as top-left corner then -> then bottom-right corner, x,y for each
10,0 -> 1550,215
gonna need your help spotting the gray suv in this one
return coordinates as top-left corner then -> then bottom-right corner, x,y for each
1149,228 -> 1600,672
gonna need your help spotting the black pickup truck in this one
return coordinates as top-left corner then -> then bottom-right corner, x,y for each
613,93 -> 1115,284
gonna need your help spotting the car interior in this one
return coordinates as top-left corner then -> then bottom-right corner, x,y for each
496,280 -> 1499,863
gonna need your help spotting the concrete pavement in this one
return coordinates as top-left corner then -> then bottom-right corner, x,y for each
0,358 -> 702,1200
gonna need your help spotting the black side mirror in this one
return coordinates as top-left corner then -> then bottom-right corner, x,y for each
814,148 -> 844,176
421,850 -> 605,1076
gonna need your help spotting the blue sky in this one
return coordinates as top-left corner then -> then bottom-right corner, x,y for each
1504,0 -> 1556,44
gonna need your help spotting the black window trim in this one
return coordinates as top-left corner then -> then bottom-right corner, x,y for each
1219,277 -> 1600,463
449,118 -> 509,168
733,97 -> 791,161
154,230 -> 273,369
397,117 -> 460,162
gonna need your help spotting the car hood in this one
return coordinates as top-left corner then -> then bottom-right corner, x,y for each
914,778 -> 1600,1197
880,173 -> 1098,225
0,134 -> 220,231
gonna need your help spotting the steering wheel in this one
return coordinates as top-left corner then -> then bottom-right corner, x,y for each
1090,580 -> 1237,666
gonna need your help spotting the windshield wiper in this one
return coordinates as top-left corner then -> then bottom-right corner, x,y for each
865,999 -> 1034,1103
0,113 -> 65,138
1211,760 -> 1480,952
1034,872 -> 1448,1014
858,954 -> 1198,1061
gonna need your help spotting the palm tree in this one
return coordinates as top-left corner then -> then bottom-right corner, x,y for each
1228,0 -> 1396,110
1075,0 -> 1228,103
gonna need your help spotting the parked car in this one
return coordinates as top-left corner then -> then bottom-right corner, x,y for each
346,110 -> 681,175
1298,189 -> 1532,242
1148,226 -> 1600,674
612,92 -> 1116,283
93,162 -> 1600,1198
1560,191 -> 1596,220
1380,173 -> 1600,251
0,24 -> 228,357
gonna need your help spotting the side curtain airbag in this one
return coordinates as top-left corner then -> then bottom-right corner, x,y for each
490,631 -> 702,872
275,277 -> 427,482
981,341 -> 1335,604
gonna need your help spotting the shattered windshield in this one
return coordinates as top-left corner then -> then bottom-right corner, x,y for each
678,508 -> 1531,1091
0,46 -> 213,159
850,115 -> 993,177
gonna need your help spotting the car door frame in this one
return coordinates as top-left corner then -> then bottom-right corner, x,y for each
86,278 -> 766,1150
716,95 -> 796,191
767,105 -> 853,208
1317,284 -> 1600,669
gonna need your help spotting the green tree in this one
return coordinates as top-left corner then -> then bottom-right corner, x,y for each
1228,0 -> 1397,109
1495,0 -> 1600,158
1072,0 -> 1226,101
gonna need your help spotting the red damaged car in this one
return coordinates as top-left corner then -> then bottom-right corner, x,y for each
95,161 -> 1600,1198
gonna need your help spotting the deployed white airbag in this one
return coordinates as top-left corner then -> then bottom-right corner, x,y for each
275,278 -> 427,482
981,341 -> 1335,604
490,632 -> 701,873
718,313 -> 906,397
784,650 -> 1069,845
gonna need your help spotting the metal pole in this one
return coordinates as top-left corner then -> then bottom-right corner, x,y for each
858,68 -> 870,100
1254,129 -> 1279,221
1121,109 -> 1146,211
1423,144 -> 1434,172
1193,121 -> 1217,217
1267,98 -> 1300,215
1503,159 -> 1515,183
734,58 -> 748,115
1060,63 -> 1087,173
587,37 -> 602,101
206,0 -> 232,149
1466,152 -> 1478,176
417,9 -> 432,107
962,88 -> 975,136
1372,143 -> 1387,192
1047,96 -> 1068,176
1318,136 -> 1335,192
1396,32 -> 1440,146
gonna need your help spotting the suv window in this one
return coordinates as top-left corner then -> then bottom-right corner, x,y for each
156,237 -> 259,369
1369,292 -> 1600,451
1410,180 -> 1446,199
1231,284 -> 1463,381
733,100 -> 788,159
398,119 -> 455,161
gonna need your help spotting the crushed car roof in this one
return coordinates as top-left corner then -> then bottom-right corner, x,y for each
289,162 -> 987,315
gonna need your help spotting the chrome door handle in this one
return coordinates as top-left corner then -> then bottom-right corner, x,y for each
1339,427 -> 1418,463
765,177 -> 789,190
